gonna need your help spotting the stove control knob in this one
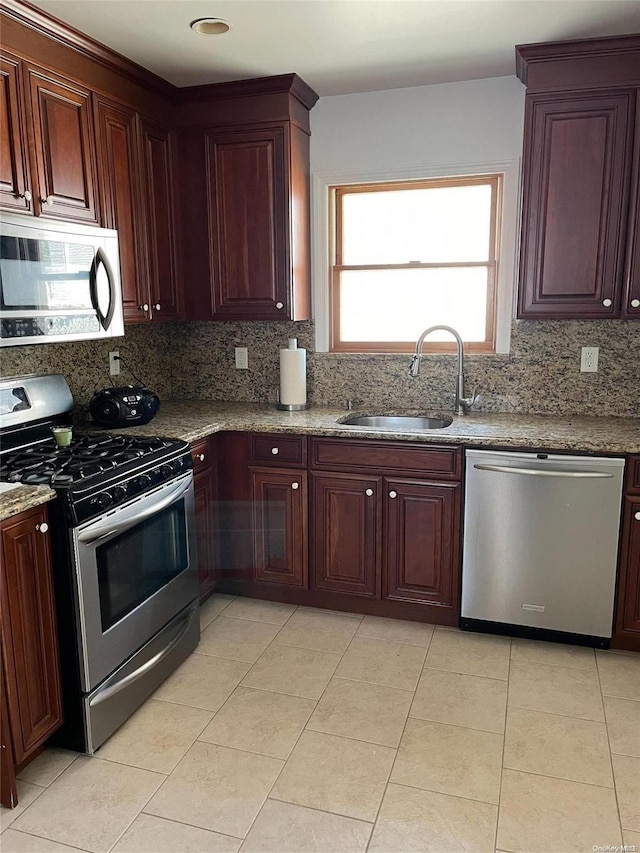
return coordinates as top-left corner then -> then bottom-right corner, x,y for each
111,486 -> 126,504
172,459 -> 184,473
136,474 -> 152,490
159,465 -> 173,480
90,492 -> 113,510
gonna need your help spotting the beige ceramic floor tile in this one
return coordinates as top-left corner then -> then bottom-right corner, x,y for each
198,616 -> 280,663
12,756 -> 163,853
335,637 -> 426,691
0,782 -> 45,832
200,594 -> 235,630
306,677 -> 413,747
424,629 -> 511,680
153,652 -> 251,711
198,687 -> 315,758
16,749 -> 78,787
111,813 -> 241,853
612,754 -> 640,831
604,696 -> 640,757
356,615 -> 434,647
510,637 -> 596,670
145,741 -> 283,838
411,668 -> 507,734
0,831 -> 90,852
241,644 -> 341,699
368,783 -> 498,853
274,609 -> 360,654
271,730 -> 395,822
97,698 -> 213,774
597,651 -> 640,700
497,769 -> 622,853
508,660 -> 605,721
222,597 -> 297,626
623,830 -> 640,848
241,799 -> 372,853
391,718 -> 503,805
503,707 -> 614,787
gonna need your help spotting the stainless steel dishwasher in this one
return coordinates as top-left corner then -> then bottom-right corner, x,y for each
461,449 -> 625,646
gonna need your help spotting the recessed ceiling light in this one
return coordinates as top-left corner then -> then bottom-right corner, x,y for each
190,17 -> 231,35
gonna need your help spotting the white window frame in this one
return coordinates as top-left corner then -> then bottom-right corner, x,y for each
312,159 -> 521,354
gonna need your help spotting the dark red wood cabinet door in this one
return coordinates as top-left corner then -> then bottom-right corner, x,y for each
384,479 -> 461,610
1,506 -> 63,765
0,53 -> 32,213
622,92 -> 640,318
94,97 -> 149,323
311,472 -> 380,597
614,497 -> 640,648
26,66 -> 98,222
194,467 -> 217,600
140,119 -> 181,321
251,468 -> 308,587
518,90 -> 635,318
206,125 -> 289,319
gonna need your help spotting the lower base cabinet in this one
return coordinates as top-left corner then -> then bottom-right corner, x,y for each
191,438 -> 217,600
1,504 -> 63,807
613,492 -> 640,651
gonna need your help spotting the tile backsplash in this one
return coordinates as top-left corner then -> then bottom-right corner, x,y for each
1,318 -> 639,418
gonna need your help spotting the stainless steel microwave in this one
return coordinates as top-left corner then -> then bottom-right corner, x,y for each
0,214 -> 124,346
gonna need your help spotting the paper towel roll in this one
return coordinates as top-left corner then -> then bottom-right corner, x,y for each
279,338 -> 307,406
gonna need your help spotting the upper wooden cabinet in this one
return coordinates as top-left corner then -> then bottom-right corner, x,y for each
180,74 -> 318,322
0,53 -> 32,212
26,65 -> 99,222
516,35 -> 640,320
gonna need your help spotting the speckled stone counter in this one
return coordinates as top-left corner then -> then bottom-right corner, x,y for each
0,484 -> 56,522
81,401 -> 640,455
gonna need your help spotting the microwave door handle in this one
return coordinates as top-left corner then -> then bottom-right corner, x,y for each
77,476 -> 192,545
89,247 -> 116,331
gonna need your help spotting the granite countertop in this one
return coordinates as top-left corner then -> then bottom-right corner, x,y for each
84,401 -> 640,455
0,483 -> 56,523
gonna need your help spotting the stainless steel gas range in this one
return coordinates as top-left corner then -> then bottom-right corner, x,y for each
0,374 -> 199,754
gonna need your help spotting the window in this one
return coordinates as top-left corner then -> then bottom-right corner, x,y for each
329,175 -> 502,353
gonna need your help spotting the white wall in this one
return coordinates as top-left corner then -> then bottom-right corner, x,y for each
309,76 -> 526,351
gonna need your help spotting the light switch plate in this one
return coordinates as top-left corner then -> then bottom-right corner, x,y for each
580,346 -> 599,373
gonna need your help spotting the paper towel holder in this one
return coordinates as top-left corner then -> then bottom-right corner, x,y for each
275,388 -> 310,411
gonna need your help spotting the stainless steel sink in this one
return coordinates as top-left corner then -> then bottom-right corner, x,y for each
337,415 -> 453,430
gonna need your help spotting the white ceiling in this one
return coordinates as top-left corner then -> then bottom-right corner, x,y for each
28,0 -> 640,96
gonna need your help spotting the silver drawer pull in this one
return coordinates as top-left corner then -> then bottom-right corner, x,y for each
635,512 -> 640,521
19,189 -> 32,201
139,303 -> 149,312
602,298 -> 612,307
631,299 -> 640,309
197,453 -> 205,462
365,488 -> 374,496
271,447 -> 279,455
389,491 -> 397,499
41,195 -> 54,206
36,522 -> 49,533
291,482 -> 299,490
275,302 -> 284,309
154,303 -> 161,311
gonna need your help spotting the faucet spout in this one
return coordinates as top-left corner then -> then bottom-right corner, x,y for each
409,325 -> 476,415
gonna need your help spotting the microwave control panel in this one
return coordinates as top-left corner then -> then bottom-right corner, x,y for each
1,315 -> 100,339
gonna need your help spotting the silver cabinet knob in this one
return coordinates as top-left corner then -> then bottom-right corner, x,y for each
36,522 -> 49,533
365,488 -> 374,496
154,303 -> 161,311
139,303 -> 149,312
197,453 -> 205,462
19,189 -> 32,201
389,490 -> 397,499
635,512 -> 640,521
271,447 -> 279,455
631,299 -> 640,309
275,302 -> 284,309
291,482 -> 299,490
41,195 -> 54,206
602,298 -> 612,307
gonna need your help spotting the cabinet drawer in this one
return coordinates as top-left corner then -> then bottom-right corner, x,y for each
250,434 -> 307,467
626,456 -> 640,495
310,438 -> 461,479
190,438 -> 212,473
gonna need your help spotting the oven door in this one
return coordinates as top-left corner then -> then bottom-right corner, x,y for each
72,472 -> 199,692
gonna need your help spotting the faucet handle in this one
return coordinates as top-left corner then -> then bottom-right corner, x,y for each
346,399 -> 362,411
460,387 -> 479,412
409,354 -> 421,377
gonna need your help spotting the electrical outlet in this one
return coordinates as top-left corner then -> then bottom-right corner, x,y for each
580,346 -> 599,373
109,351 -> 120,377
235,347 -> 248,370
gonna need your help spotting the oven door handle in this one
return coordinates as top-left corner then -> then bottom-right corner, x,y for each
88,607 -> 194,707
77,476 -> 192,545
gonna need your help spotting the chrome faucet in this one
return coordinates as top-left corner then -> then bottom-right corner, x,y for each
409,325 -> 477,415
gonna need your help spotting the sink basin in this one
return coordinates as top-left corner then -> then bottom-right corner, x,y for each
338,415 -> 453,430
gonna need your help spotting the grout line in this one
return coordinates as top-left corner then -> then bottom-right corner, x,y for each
3,827 -> 92,852
497,766 -> 616,791
494,636 -> 511,852
596,651 -> 625,842
406,713 -> 505,736
101,760 -> 167,853
421,664 -> 509,683
383,777 -> 500,809
123,811 -> 244,843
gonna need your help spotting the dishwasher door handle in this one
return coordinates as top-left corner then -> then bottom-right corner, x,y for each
473,464 -> 614,479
